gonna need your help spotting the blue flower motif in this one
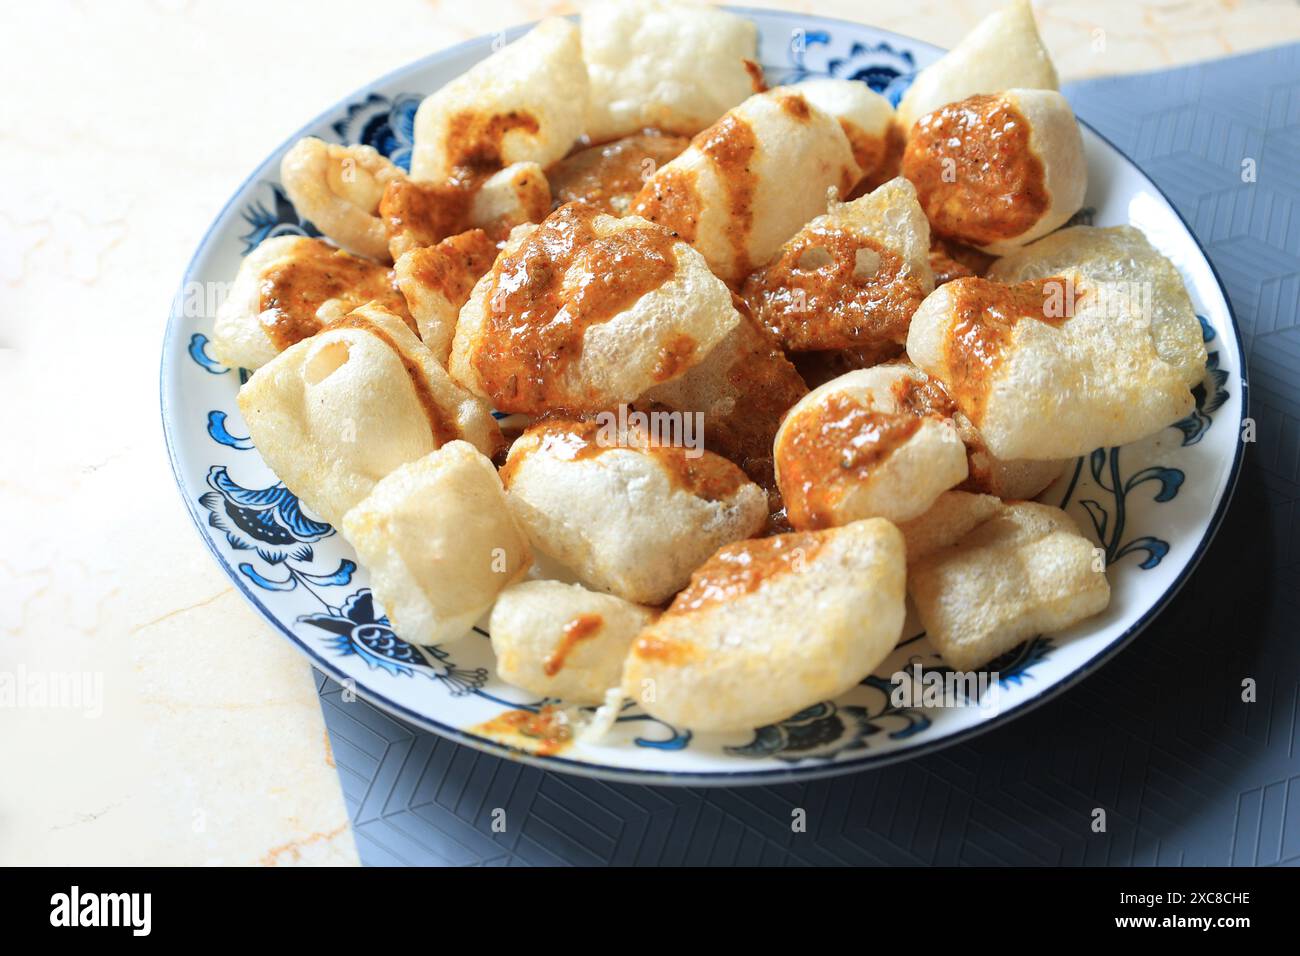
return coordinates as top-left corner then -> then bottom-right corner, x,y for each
728,676 -> 931,762
332,92 -> 421,170
776,32 -> 915,104
1173,326 -> 1228,447
300,589 -> 487,692
985,636 -> 1053,686
198,465 -> 333,561
727,702 -> 877,760
239,183 -> 321,254
825,40 -> 917,104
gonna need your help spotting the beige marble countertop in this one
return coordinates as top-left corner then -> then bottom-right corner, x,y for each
2,0 -> 1297,866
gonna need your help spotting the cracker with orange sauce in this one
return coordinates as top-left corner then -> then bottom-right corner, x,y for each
623,519 -> 906,733
237,303 -> 502,526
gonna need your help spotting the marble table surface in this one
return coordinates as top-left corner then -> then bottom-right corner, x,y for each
3,0 -> 1297,866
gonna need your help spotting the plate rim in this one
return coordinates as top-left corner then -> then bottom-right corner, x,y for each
159,8 -> 1250,786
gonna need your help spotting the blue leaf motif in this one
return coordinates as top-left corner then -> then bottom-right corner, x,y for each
239,184 -> 321,254
188,333 -> 228,374
985,636 -> 1054,686
1073,446 -> 1188,571
1088,447 -> 1108,487
1114,537 -> 1170,570
1126,466 -> 1184,503
298,559 -> 356,587
239,563 -> 297,590
630,722 -> 692,750
207,411 -> 254,450
1202,352 -> 1228,414
1079,498 -> 1109,541
1173,408 -> 1212,446
824,40 -> 916,103
1173,349 -> 1227,443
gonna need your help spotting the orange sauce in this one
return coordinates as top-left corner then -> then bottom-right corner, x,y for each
695,113 -> 758,276
928,236 -> 996,286
632,110 -> 762,273
472,706 -> 572,756
844,120 -> 905,195
776,392 -> 923,530
630,634 -> 696,666
471,203 -> 678,413
666,531 -> 827,615
901,93 -> 1049,245
379,176 -> 482,255
631,166 -> 703,244
500,416 -> 748,502
650,306 -> 807,530
406,228 -> 498,306
741,228 -> 924,352
543,614 -> 604,676
941,276 -> 1072,425
649,444 -> 749,502
651,333 -> 697,382
892,370 -> 958,419
497,416 -> 604,488
777,92 -> 812,121
257,239 -> 409,351
547,132 -> 689,215
444,109 -> 540,170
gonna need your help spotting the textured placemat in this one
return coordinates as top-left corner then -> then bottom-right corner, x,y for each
315,44 -> 1299,867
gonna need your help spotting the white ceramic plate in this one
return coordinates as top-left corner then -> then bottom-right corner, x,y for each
161,8 -> 1246,784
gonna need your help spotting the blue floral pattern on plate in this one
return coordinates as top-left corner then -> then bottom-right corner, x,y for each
238,184 -> 320,254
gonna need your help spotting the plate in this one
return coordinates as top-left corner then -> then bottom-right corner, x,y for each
161,8 -> 1246,784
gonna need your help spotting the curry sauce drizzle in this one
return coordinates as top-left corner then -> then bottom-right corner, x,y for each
499,415 -> 748,503
665,531 -> 828,616
902,93 -> 1049,245
843,120 -> 905,196
471,203 -> 680,414
696,112 -> 758,276
444,108 -> 540,170
386,107 -> 542,253
258,241 -> 410,351
777,392 -> 924,530
629,108 -> 761,268
407,228 -> 498,301
546,131 -> 690,216
630,166 -> 703,243
741,227 -> 924,352
542,613 -> 605,676
472,705 -> 572,756
380,173 -> 484,251
941,276 -> 1072,426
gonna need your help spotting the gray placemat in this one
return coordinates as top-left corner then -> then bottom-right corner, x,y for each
316,43 -> 1300,866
